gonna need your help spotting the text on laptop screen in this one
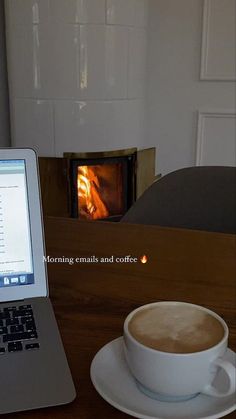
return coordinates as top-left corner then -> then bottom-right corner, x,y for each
0,160 -> 34,287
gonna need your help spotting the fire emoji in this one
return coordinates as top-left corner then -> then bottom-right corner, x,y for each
140,255 -> 148,264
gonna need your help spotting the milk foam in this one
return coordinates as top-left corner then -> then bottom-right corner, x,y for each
128,305 -> 225,353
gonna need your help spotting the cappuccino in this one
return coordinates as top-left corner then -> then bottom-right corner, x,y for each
128,304 -> 225,353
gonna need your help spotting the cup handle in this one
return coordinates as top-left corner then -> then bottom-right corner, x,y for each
202,358 -> 236,397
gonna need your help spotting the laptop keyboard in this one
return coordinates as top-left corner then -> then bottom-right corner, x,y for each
0,304 -> 39,354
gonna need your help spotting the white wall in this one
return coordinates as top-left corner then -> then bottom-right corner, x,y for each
148,0 -> 236,175
0,1 -> 10,146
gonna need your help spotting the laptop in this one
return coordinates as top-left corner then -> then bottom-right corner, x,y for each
0,148 -> 76,414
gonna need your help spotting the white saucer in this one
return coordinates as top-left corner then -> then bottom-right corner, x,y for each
90,337 -> 236,419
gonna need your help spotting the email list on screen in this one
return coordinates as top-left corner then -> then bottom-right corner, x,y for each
0,160 -> 34,287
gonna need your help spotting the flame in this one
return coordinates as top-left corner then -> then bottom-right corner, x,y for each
140,255 -> 148,264
77,166 -> 109,220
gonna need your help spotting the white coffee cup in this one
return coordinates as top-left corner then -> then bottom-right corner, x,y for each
123,301 -> 236,401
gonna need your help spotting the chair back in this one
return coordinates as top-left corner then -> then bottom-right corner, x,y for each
121,166 -> 236,234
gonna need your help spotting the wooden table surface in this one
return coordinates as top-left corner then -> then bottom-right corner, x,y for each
5,217 -> 236,419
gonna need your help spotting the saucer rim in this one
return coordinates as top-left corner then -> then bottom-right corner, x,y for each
90,337 -> 236,419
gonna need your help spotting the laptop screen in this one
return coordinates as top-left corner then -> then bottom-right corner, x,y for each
0,159 -> 34,288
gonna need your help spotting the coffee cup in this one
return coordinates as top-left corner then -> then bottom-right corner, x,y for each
123,301 -> 236,401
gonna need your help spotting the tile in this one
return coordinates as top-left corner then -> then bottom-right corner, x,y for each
7,25 -> 35,97
7,24 -> 80,98
128,28 -> 147,98
6,0 -> 49,24
40,24 -> 80,98
106,0 -> 135,26
127,99 -> 146,147
12,99 -> 54,156
50,0 -> 105,23
134,0 -> 148,28
55,100 -> 107,154
104,99 -> 146,149
79,25 -> 128,99
54,100 -> 145,155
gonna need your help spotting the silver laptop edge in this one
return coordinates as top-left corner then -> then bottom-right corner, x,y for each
0,148 -> 76,414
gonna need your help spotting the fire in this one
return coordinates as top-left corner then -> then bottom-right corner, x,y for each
77,166 -> 109,220
140,255 -> 148,264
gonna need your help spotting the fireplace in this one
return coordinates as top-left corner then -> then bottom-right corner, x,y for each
69,154 -> 135,221
38,148 -> 156,220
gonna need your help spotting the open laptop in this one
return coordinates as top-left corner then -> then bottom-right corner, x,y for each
0,148 -> 76,414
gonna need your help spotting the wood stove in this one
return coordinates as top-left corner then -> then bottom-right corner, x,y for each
38,148 -> 156,221
69,153 -> 135,221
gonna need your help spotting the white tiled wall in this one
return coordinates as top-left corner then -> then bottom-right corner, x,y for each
7,24 -> 80,98
54,99 -> 146,155
6,0 -> 50,25
50,0 -> 106,24
12,99 -> 54,156
79,25 -> 128,100
5,0 -> 148,156
128,28 -> 147,98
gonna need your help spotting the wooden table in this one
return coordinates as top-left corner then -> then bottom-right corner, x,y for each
5,217 -> 236,419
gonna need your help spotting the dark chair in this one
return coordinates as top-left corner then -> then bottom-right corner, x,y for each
121,166 -> 236,234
